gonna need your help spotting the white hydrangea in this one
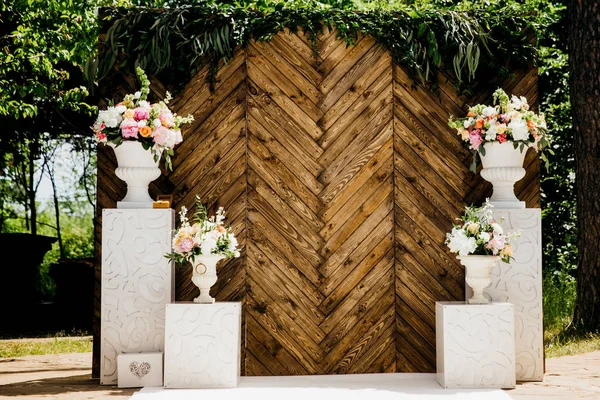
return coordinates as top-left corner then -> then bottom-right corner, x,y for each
508,119 -> 529,141
447,228 -> 477,256
97,106 -> 123,128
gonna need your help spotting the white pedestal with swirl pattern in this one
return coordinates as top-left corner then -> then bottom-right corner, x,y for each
465,208 -> 543,381
436,302 -> 516,389
100,209 -> 175,385
164,302 -> 242,388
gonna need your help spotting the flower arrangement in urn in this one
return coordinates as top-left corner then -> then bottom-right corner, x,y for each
445,200 -> 520,304
448,88 -> 551,208
165,196 -> 240,303
92,67 -> 194,171
448,88 -> 550,172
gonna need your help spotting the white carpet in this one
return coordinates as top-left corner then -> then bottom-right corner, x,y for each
130,373 -> 512,400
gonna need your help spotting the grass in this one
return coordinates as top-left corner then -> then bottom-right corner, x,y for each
0,336 -> 92,358
543,275 -> 600,358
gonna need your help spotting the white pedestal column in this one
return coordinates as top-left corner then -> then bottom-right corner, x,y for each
100,209 -> 175,385
466,208 -> 544,382
436,302 -> 516,389
164,302 -> 242,388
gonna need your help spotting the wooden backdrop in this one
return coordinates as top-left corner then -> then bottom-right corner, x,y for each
93,28 -> 540,376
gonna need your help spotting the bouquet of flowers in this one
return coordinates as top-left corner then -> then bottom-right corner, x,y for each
165,196 -> 240,264
448,88 -> 550,171
91,67 -> 194,170
445,200 -> 520,263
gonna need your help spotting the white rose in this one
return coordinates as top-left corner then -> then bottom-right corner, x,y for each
479,232 -> 491,242
115,105 -> 127,113
486,122 -> 498,141
153,119 -> 162,127
464,118 -> 473,129
137,120 -> 147,128
139,100 -> 151,109
482,107 -> 497,117
491,223 -> 503,235
200,238 -> 216,255
508,119 -> 529,141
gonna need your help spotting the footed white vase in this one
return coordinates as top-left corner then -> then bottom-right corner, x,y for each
479,142 -> 528,209
191,254 -> 225,304
110,141 -> 162,209
458,255 -> 499,304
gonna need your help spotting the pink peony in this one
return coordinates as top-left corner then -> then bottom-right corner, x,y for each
159,112 -> 174,128
120,118 -> 139,139
152,126 -> 170,146
178,238 -> 194,253
469,132 -> 483,150
134,107 -> 150,121
174,129 -> 183,145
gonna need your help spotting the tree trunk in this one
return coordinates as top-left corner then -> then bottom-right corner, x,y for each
50,172 -> 64,258
28,142 -> 37,236
570,0 -> 600,331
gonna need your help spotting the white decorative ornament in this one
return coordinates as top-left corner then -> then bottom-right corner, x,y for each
458,255 -> 498,304
466,209 -> 544,382
191,254 -> 225,304
479,141 -> 528,209
436,301 -> 516,389
164,302 -> 242,388
117,352 -> 163,388
101,209 -> 174,385
110,141 -> 162,209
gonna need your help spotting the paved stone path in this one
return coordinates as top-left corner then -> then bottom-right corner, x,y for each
0,351 -> 599,399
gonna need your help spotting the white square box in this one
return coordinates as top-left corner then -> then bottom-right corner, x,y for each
164,302 -> 242,388
436,301 -> 516,389
117,352 -> 163,388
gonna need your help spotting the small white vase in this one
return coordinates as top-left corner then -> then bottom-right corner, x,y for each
190,254 -> 225,304
458,255 -> 499,304
479,142 -> 528,209
110,141 -> 162,209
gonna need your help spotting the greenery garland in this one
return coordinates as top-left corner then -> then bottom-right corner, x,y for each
93,1 -> 538,93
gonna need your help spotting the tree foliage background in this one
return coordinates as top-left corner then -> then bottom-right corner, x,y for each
0,0 -> 577,335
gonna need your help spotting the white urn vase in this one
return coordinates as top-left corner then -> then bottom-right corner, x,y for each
479,142 -> 528,209
110,141 -> 162,209
190,254 -> 225,304
458,255 -> 499,304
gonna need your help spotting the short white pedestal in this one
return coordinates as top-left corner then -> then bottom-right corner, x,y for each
465,209 -> 544,381
101,209 -> 175,385
436,302 -> 516,389
117,352 -> 163,388
164,302 -> 242,389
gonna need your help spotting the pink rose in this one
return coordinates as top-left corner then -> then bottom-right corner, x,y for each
469,132 -> 483,150
134,107 -> 150,121
120,118 -> 139,139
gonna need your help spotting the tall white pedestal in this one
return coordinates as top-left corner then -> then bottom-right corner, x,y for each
100,209 -> 175,385
466,208 -> 543,381
436,302 -> 516,389
164,302 -> 242,388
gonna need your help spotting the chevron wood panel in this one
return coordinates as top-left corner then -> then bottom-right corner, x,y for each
95,28 -> 539,377
246,30 -> 395,375
392,63 -> 540,372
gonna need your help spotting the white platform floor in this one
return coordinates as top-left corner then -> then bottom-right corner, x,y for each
130,373 -> 512,400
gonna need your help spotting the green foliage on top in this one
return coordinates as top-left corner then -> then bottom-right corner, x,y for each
95,0 -> 540,92
0,0 -> 101,119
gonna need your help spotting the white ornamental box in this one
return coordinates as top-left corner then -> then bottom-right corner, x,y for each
436,302 -> 516,389
466,208 -> 544,381
117,352 -> 163,388
164,302 -> 242,388
101,209 -> 175,385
